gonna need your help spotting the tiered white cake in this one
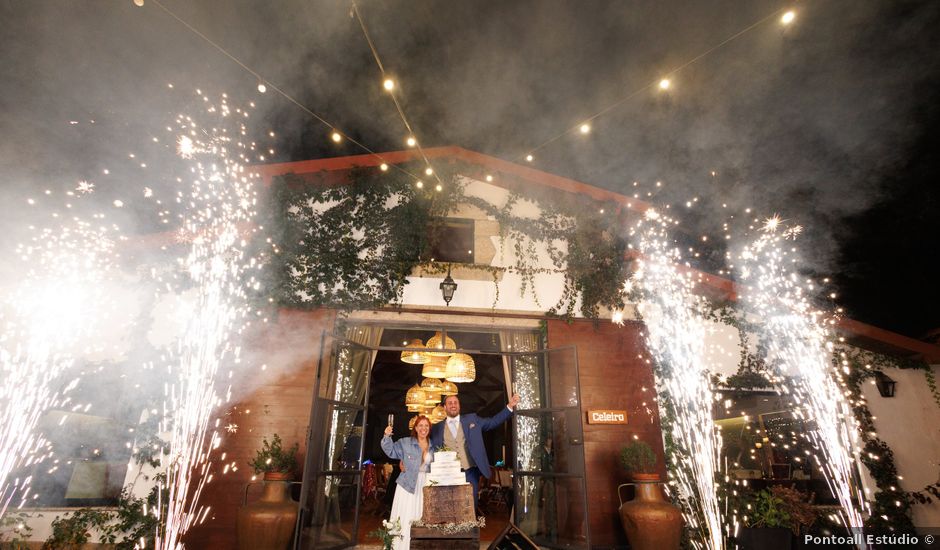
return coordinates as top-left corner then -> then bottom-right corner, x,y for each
427,451 -> 467,486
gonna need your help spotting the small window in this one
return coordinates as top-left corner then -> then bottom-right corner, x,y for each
427,218 -> 474,264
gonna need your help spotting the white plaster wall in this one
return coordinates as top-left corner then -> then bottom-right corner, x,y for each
862,364 -> 940,529
400,177 -> 582,314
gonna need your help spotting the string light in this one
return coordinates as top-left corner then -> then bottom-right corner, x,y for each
515,5 -> 798,163
485,175 -> 493,182
525,154 -> 533,162
435,184 -> 443,192
383,78 -> 395,91
781,11 -> 796,24
416,180 -> 424,189
425,167 -> 433,175
148,0 -> 426,184
579,123 -> 591,134
380,163 -> 389,172
331,131 -> 342,143
406,136 -> 417,147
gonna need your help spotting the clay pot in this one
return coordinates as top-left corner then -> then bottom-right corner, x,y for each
618,473 -> 682,550
237,472 -> 298,550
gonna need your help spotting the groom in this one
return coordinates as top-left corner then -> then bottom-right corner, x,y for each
430,393 -> 521,510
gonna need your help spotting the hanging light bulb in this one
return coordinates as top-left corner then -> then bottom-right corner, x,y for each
445,353 -> 476,383
781,10 -> 796,24
400,339 -> 430,364
406,136 -> 417,147
440,380 -> 458,397
383,78 -> 395,91
421,378 -> 444,404
380,163 -> 389,171
406,384 -> 427,406
659,78 -> 671,90
257,80 -> 267,93
422,355 -> 449,379
331,131 -> 342,143
425,331 -> 456,357
430,405 -> 447,424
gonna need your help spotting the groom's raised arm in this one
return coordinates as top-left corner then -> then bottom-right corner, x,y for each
479,394 -> 520,431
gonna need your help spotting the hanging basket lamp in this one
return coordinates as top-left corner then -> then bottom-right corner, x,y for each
406,403 -> 423,413
425,332 -> 457,357
420,377 -> 444,404
406,384 -> 427,406
445,353 -> 476,383
421,354 -> 449,379
430,405 -> 447,424
439,380 -> 458,396
401,339 -> 430,365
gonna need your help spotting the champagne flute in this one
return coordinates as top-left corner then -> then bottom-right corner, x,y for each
387,413 -> 394,427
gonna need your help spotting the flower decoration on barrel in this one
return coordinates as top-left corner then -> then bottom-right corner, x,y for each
420,377 -> 444,404
400,338 -> 430,365
439,380 -> 458,397
406,384 -> 427,407
421,354 -> 449,379
425,331 -> 456,357
445,353 -> 476,383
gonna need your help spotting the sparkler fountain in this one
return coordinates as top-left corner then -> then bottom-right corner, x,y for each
735,222 -> 867,544
155,93 -> 261,549
630,208 -> 726,550
0,89 -> 266,550
0,220 -> 119,517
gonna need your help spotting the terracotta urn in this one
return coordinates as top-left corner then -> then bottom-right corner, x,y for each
618,473 -> 682,550
237,472 -> 298,550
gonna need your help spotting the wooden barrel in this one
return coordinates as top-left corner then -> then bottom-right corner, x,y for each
410,526 -> 479,550
421,484 -> 475,524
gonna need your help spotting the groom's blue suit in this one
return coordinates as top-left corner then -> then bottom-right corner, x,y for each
429,406 -> 513,508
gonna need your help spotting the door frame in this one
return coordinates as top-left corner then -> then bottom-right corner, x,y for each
295,328 -> 588,549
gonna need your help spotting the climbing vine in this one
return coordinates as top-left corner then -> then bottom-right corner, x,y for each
261,162 -> 628,318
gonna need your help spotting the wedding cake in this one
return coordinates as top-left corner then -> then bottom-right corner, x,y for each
427,450 -> 467,486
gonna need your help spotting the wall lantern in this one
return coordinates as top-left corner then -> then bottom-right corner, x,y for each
440,265 -> 458,305
875,371 -> 896,398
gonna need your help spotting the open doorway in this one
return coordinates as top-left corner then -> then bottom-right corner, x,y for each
294,321 -> 589,550
359,326 -> 519,544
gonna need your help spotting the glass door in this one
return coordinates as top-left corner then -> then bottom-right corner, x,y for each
295,338 -> 376,550
509,346 -> 590,549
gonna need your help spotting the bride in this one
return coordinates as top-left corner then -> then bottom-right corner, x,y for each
381,415 -> 432,550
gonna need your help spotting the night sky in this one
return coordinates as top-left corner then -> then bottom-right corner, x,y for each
1,0 -> 937,338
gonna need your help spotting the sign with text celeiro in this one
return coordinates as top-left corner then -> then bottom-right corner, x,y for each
586,410 -> 628,424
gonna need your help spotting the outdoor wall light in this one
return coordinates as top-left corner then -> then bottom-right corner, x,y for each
875,371 -> 896,398
440,264 -> 457,305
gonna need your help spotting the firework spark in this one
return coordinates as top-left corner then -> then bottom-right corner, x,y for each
632,210 -> 725,549
736,229 -> 867,542
0,219 -> 119,517
156,94 -> 259,549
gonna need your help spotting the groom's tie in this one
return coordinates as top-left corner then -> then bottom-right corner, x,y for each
448,418 -> 459,438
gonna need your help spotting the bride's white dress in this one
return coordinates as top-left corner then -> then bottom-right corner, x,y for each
390,451 -> 430,550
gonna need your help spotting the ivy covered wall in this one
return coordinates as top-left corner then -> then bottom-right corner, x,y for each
259,163 -> 630,318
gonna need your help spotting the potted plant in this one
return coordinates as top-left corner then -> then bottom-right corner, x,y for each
247,433 -> 299,481
616,441 -> 682,550
237,434 -> 300,550
737,486 -> 815,550
620,440 -> 658,480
